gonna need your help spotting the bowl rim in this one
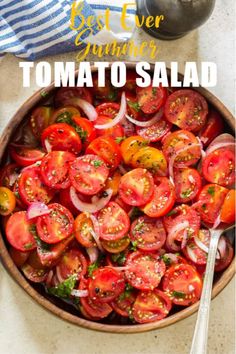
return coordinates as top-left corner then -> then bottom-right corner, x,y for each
0,62 -> 235,333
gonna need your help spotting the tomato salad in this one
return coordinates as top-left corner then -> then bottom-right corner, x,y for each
0,73 -> 235,325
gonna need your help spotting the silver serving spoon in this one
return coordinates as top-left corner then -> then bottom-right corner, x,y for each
190,224 -> 235,354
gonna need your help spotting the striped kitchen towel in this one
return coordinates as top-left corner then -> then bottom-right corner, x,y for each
0,0 -> 136,60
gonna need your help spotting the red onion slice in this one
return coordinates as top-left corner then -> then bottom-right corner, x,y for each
217,236 -> 227,259
86,247 -> 99,263
89,214 -> 104,252
108,266 -> 131,271
125,108 -> 164,127
194,235 -> 209,254
181,229 -> 188,249
71,289 -> 88,297
206,133 -> 235,155
44,139 -> 52,153
27,202 -> 50,219
118,165 -> 128,175
166,221 -> 190,252
70,187 -> 112,213
56,266 -> 65,284
186,245 -> 198,263
69,98 -> 98,121
94,92 -> 126,129
45,270 -> 54,287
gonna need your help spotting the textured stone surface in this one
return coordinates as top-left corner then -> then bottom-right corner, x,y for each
0,0 -> 235,353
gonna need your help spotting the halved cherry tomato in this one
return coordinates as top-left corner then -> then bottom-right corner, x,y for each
88,267 -> 125,303
220,189 -> 235,224
69,154 -> 109,195
174,168 -> 202,203
9,247 -> 29,267
0,163 -> 20,189
183,229 -> 210,265
49,106 -> 80,125
131,147 -> 167,176
40,151 -> 75,189
41,123 -> 82,155
94,115 -> 124,141
125,251 -> 166,290
30,106 -> 52,139
111,286 -> 137,317
54,87 -> 92,107
36,203 -> 74,244
21,263 -> 48,283
101,235 -> 130,254
98,202 -> 130,241
196,184 -> 228,224
119,168 -> 154,206
162,130 -> 201,167
96,102 -> 120,119
74,212 -> 96,248
72,116 -> 97,145
10,144 -> 45,167
104,170 -> 122,197
126,92 -> 142,120
132,289 -> 172,323
136,119 -> 172,142
162,263 -> 202,306
165,90 -> 208,132
199,109 -> 224,147
120,136 -> 148,165
0,186 -> 16,216
202,148 -> 235,187
142,177 -> 176,218
130,216 -> 166,251
86,136 -> 122,170
215,237 -> 234,272
56,248 -> 87,281
137,85 -> 167,114
6,211 -> 37,251
18,166 -> 54,206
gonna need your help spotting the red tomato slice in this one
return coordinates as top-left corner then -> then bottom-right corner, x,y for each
36,203 -> 74,244
220,189 -> 235,224
162,263 -> 203,306
130,216 -> 166,251
41,123 -> 82,155
101,235 -> 130,254
174,168 -> 202,203
0,163 -> 20,189
196,184 -> 228,224
202,148 -> 235,187
111,287 -> 137,317
98,202 -> 130,241
49,106 -> 80,125
9,247 -> 29,267
96,102 -> 120,119
215,237 -> 234,272
86,136 -> 122,170
6,211 -> 37,251
165,89 -> 208,132
132,289 -> 172,323
54,87 -> 92,107
56,248 -> 87,282
137,85 -> 167,114
72,116 -> 97,146
125,251 -> 166,290
40,151 -> 75,189
18,166 -> 54,206
21,263 -> 48,283
136,119 -> 172,142
142,177 -> 176,218
69,154 -> 109,195
183,229 -> 210,265
119,168 -> 154,206
74,212 -> 96,248
126,91 -> 142,120
94,115 -> 124,141
10,144 -> 45,167
30,106 -> 52,139
88,267 -> 125,303
199,109 -> 224,147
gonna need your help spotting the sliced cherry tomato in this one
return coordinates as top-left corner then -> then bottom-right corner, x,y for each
21,263 -> 48,283
126,92 -> 142,120
162,263 -> 202,306
96,102 -> 120,119
72,116 -> 97,146
220,189 -> 235,224
56,248 -> 87,281
98,202 -> 130,241
36,203 -> 74,244
18,166 -> 54,206
136,119 -> 172,142
6,211 -> 37,251
137,85 -> 167,114
202,148 -> 235,187
196,184 -> 228,224
13,178 -> 26,208
0,186 -> 16,216
162,130 -> 201,167
183,229 -> 210,265
111,287 -> 137,317
215,237 -> 234,272
174,168 -> 202,203
86,136 -> 122,170
120,136 -> 148,165
104,170 -> 122,197
142,177 -> 176,218
41,123 -> 82,155
125,251 -> 166,290
165,89 -> 208,132
49,106 -> 80,125
132,289 -> 172,323
199,109 -> 224,147
9,247 -> 29,267
69,154 -> 109,195
0,163 -> 20,189
54,87 -> 92,107
101,235 -> 130,254
94,115 -> 124,141
130,216 -> 166,251
131,147 -> 167,176
40,151 -> 75,189
30,106 -> 52,139
10,144 -> 45,167
88,267 -> 125,303
119,168 -> 154,206
74,212 -> 96,248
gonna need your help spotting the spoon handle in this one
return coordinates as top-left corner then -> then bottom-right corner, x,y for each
190,230 -> 221,354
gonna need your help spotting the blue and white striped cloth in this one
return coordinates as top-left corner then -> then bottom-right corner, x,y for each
0,0 -> 136,60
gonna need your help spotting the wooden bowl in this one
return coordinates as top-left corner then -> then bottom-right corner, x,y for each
0,62 -> 235,333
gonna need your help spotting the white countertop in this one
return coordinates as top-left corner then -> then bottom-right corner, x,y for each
0,1 -> 235,353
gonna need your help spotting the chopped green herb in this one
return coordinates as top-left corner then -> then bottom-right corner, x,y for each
207,186 -> 215,196
161,254 -> 171,266
130,240 -> 138,251
93,160 -> 102,168
166,209 -> 178,217
48,274 -> 77,299
134,220 -> 145,232
115,136 -> 126,144
125,283 -> 134,292
87,261 -> 99,277
152,88 -> 157,95
127,100 -> 141,112
40,91 -> 49,98
30,225 -> 50,252
180,188 -> 193,199
129,207 -> 144,222
172,291 -> 186,299
202,203 -> 207,211
75,126 -> 87,143
107,90 -> 118,102
24,242 -> 33,250
56,113 -> 73,125
111,252 -> 126,266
